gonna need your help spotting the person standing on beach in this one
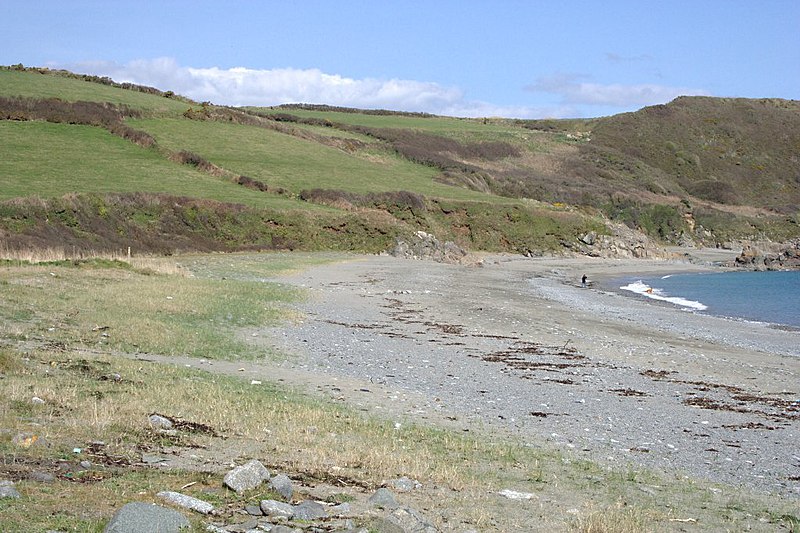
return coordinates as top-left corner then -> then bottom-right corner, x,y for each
581,274 -> 587,288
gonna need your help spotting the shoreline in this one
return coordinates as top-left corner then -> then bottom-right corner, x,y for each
264,252 -> 799,497
588,259 -> 800,333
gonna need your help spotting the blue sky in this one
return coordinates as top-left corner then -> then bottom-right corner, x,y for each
3,1 -> 798,118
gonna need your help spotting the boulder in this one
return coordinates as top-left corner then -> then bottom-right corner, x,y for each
103,502 -> 189,532
292,499 -> 327,520
389,231 -> 467,264
223,460 -> 270,494
148,414 -> 173,430
368,487 -> 398,509
259,499 -> 294,519
268,473 -> 293,500
156,490 -> 214,515
0,480 -> 20,499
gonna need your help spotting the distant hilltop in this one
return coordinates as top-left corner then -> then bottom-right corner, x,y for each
1,65 -> 798,260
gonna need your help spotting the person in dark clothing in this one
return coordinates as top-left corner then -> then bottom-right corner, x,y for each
581,274 -> 587,288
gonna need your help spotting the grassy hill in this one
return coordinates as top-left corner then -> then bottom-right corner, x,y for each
1,66 -> 798,256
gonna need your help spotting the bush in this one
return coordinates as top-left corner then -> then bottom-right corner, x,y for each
0,96 -> 156,147
299,189 -> 427,215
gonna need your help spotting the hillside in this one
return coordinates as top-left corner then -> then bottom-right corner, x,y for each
1,66 -> 798,257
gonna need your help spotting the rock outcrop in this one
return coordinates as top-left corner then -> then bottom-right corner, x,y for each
389,231 -> 467,263
571,223 -> 669,259
732,240 -> 800,270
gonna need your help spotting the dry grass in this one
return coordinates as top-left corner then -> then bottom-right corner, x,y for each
0,246 -> 189,276
1,254 -> 797,532
572,502 -> 658,533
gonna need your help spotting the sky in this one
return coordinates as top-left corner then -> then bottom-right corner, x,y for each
3,1 -> 798,118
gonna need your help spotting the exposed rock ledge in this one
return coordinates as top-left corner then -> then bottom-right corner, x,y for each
731,240 -> 800,270
389,231 -> 468,263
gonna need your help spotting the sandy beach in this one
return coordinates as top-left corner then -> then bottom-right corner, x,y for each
258,250 -> 799,498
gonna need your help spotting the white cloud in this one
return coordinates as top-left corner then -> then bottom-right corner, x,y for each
58,57 -> 558,118
526,72 -> 710,108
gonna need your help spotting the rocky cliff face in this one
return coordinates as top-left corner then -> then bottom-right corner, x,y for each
571,223 -> 671,260
389,231 -> 468,263
732,240 -> 800,270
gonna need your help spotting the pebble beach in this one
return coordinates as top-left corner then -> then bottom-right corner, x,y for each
265,251 -> 799,498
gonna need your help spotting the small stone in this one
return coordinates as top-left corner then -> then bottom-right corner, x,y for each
259,499 -> 294,519
12,432 -> 43,448
223,460 -> 270,494
220,518 -> 259,532
141,453 -> 169,465
148,414 -> 173,430
267,526 -> 301,533
244,504 -> 263,516
29,471 -> 55,483
31,396 -> 45,404
268,473 -> 293,500
375,506 -> 439,533
330,502 -> 351,515
0,480 -> 21,499
497,489 -> 537,500
367,487 -> 398,509
387,476 -> 420,492
292,500 -> 327,520
157,490 -> 214,515
79,460 -> 92,470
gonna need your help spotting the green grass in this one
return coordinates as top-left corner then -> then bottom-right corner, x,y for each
129,117 -> 491,200
0,261 -> 301,359
253,107 -> 511,133
255,106 -> 560,148
1,255 -> 798,532
0,69 -> 190,116
178,251 -> 353,281
0,121 -> 309,209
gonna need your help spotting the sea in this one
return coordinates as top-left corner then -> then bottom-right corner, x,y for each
615,270 -> 800,329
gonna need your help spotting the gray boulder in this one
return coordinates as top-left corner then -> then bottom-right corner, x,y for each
156,490 -> 214,515
292,499 -> 327,520
223,460 -> 270,494
368,487 -> 398,509
148,414 -> 173,430
0,480 -> 20,499
29,471 -> 56,483
376,506 -> 440,533
103,502 -> 189,532
268,473 -> 293,500
259,499 -> 294,519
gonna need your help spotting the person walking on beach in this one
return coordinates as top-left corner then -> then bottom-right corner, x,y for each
581,274 -> 587,288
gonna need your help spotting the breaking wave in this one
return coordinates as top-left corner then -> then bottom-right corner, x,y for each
619,280 -> 708,311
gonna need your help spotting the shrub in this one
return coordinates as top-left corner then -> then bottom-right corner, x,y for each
299,189 -> 427,215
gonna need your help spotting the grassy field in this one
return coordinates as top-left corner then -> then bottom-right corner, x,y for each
254,106 -> 568,148
0,69 -> 191,116
0,121 -> 313,210
0,254 -> 796,532
128,117 -> 492,200
0,259 -> 306,360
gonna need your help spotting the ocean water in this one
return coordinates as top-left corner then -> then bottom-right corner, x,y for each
617,270 -> 800,328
